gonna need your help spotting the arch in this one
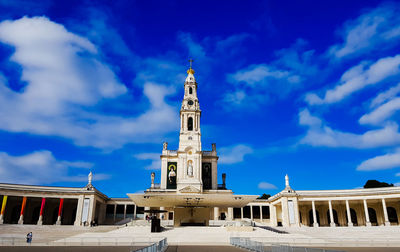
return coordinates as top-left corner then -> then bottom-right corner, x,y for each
387,207 -> 398,224
188,117 -> 193,131
368,208 -> 378,225
326,209 -> 339,225
308,209 -> 320,227
189,87 -> 193,94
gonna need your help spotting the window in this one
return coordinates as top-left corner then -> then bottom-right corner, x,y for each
188,117 -> 193,131
189,87 -> 193,94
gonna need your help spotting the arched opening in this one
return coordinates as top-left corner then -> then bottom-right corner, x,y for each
387,207 -> 398,224
326,209 -> 339,225
188,117 -> 193,131
189,87 -> 193,94
308,209 -> 320,226
368,208 -> 378,226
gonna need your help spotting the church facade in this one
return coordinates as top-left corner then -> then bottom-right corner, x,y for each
0,66 -> 399,228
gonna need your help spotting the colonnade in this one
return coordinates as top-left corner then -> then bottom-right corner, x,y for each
0,195 -> 82,225
302,198 -> 400,227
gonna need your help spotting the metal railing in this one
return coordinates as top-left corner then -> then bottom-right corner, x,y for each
133,238 -> 167,252
230,237 -> 345,252
0,236 -> 166,248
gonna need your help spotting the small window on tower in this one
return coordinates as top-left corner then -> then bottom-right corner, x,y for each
188,117 -> 193,131
189,87 -> 193,94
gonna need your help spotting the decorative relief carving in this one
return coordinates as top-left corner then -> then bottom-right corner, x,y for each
179,186 -> 200,193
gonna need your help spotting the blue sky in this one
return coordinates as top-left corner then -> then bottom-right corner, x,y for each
0,0 -> 400,197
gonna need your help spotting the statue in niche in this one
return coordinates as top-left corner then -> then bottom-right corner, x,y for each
168,165 -> 176,184
163,142 -> 168,150
187,160 -> 193,177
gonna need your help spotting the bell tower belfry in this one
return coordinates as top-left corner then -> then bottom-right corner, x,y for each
159,60 -> 218,193
179,60 -> 202,151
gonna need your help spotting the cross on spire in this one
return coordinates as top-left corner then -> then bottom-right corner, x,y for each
189,59 -> 193,69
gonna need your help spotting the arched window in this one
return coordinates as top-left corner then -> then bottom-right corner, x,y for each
189,87 -> 193,94
188,117 -> 193,131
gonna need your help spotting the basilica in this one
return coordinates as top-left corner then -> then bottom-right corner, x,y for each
0,65 -> 399,228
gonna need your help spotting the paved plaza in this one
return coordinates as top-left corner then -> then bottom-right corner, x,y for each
1,224 -> 400,251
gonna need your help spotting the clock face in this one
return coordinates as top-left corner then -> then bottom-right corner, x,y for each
188,100 -> 194,106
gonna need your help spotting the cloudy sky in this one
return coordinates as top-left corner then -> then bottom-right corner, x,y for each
0,0 -> 399,197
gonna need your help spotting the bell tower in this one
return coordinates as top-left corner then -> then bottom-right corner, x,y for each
176,60 -> 203,192
178,60 -> 202,152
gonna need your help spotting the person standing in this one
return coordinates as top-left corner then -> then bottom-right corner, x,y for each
26,232 -> 32,244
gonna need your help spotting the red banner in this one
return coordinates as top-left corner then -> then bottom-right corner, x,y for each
20,197 -> 27,216
39,198 -> 46,216
58,198 -> 64,217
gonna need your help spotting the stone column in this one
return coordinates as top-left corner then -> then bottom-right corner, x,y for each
56,198 -> 64,225
114,204 -> 117,221
363,199 -> 371,226
260,206 -> 263,222
87,196 -> 97,225
227,207 -> 233,221
74,195 -> 84,226
328,200 -> 335,227
312,200 -> 318,227
214,207 -> 219,220
240,207 -> 243,220
123,204 -> 127,219
250,206 -> 253,220
382,198 -> 390,226
0,195 -> 8,224
18,197 -> 27,224
270,204 -> 277,227
133,205 -> 137,220
345,200 -> 353,227
37,198 -> 46,225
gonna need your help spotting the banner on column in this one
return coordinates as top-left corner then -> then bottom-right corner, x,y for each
81,198 -> 90,223
288,200 -> 295,224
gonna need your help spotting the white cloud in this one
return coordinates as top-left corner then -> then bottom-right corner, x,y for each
359,97 -> 400,125
224,39 -> 317,107
0,150 -> 109,184
258,182 -> 277,190
329,3 -> 400,58
357,149 -> 400,171
219,144 -> 253,164
228,64 -> 298,86
370,83 -> 400,108
299,109 -> 400,148
134,153 -> 161,170
0,16 -> 178,150
306,55 -> 400,105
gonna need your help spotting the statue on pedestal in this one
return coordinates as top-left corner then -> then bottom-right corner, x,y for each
163,142 -> 168,150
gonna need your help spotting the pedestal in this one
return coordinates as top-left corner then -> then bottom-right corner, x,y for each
37,215 -> 43,225
56,216 -> 61,225
330,222 -> 336,227
18,215 -> 24,224
0,214 -> 3,224
366,222 -> 371,227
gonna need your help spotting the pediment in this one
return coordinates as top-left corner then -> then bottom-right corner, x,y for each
179,186 -> 200,193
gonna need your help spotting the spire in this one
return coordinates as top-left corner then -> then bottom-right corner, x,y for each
187,58 -> 195,75
284,174 -> 295,193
